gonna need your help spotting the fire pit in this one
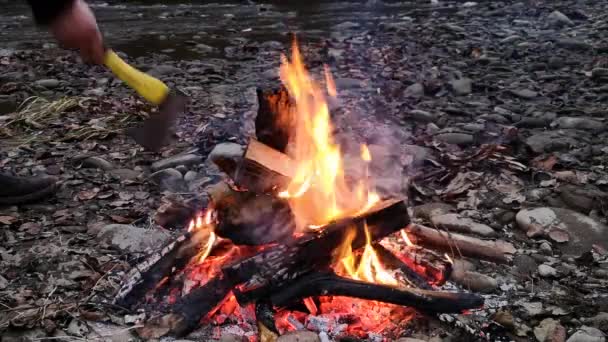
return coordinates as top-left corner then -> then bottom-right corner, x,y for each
114,39 -> 484,341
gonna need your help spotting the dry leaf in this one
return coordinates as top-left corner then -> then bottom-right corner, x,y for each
110,215 -> 132,224
0,215 -> 17,225
77,188 -> 100,201
19,222 -> 42,234
532,155 -> 558,171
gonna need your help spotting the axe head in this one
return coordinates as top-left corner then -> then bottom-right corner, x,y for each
127,93 -> 188,152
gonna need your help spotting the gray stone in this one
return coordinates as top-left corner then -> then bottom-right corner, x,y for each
552,117 -> 606,132
525,131 -> 580,154
147,65 -> 183,77
0,274 -> 7,290
516,207 -> 608,256
335,77 -> 365,89
81,157 -> 114,171
96,224 -> 171,253
413,202 -> 455,220
277,331 -> 321,342
522,302 -> 544,317
540,242 -> 553,255
151,154 -> 203,171
430,213 -> 495,236
109,168 -> 141,181
435,132 -> 474,145
208,143 -> 245,178
582,312 -> 608,332
449,77 -> 473,95
538,264 -> 558,277
35,79 -> 60,88
509,88 -> 538,99
404,83 -> 425,98
567,326 -> 605,342
150,168 -> 187,192
196,44 -> 215,53
547,10 -> 574,27
556,38 -> 592,51
534,318 -> 566,342
410,109 -> 437,123
591,68 -> 608,80
184,171 -> 198,183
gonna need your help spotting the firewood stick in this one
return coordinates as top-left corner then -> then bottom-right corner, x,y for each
372,243 -> 433,290
405,224 -> 516,264
269,272 -> 484,314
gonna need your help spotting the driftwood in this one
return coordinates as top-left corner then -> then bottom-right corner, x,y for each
165,199 -> 410,336
405,224 -> 516,264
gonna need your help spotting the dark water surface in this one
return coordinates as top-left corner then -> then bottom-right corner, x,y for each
1,0 -> 423,60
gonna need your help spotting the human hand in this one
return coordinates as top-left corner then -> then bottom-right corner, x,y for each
50,0 -> 104,64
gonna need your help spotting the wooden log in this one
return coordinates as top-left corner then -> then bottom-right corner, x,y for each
269,272 -> 484,314
166,199 -> 409,336
114,228 -> 210,309
234,139 -> 295,193
255,87 -> 295,153
372,243 -> 433,290
405,224 -> 516,264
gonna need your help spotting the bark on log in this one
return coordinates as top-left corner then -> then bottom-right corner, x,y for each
255,87 -> 295,153
372,243 -> 433,290
269,272 -> 484,314
167,199 -> 409,336
405,224 -> 516,264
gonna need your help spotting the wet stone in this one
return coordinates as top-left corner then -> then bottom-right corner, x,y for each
435,132 -> 474,145
151,154 -> 203,172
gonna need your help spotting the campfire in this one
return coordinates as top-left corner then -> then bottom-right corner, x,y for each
115,39 -> 484,341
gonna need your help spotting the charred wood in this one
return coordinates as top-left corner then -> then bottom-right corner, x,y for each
255,87 -> 295,153
372,243 -> 433,290
405,224 -> 516,264
114,228 -> 210,309
166,199 -> 409,336
269,272 -> 484,314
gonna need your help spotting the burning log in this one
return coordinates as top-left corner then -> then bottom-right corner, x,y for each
164,199 -> 410,336
405,224 -> 516,264
268,272 -> 483,314
255,87 -> 295,153
114,228 -> 211,309
372,243 -> 433,290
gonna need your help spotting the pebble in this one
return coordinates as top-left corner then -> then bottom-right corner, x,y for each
509,88 -> 538,99
525,131 -> 580,153
567,326 -> 606,342
404,83 -> 425,98
538,264 -> 558,277
35,79 -> 60,88
430,213 -> 495,236
435,132 -> 474,145
184,171 -> 198,183
81,157 -> 114,171
552,117 -> 606,132
151,154 -> 203,172
95,224 -> 170,253
109,168 -> 141,181
208,142 -> 245,178
556,38 -> 592,51
409,109 -> 437,123
150,168 -> 187,192
540,242 -> 553,255
277,331 -> 321,342
534,318 -> 566,342
147,65 -> 183,77
449,77 -> 473,95
547,10 -> 574,27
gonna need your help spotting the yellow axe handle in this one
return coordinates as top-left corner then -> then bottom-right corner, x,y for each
103,50 -> 169,106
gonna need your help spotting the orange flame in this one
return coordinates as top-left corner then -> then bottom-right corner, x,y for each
279,38 -> 379,229
334,225 -> 398,286
400,230 -> 414,247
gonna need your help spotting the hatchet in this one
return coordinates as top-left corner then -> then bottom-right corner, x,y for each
103,49 -> 187,152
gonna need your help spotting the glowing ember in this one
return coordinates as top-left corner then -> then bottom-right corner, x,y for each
278,38 -> 380,229
400,230 -> 414,247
